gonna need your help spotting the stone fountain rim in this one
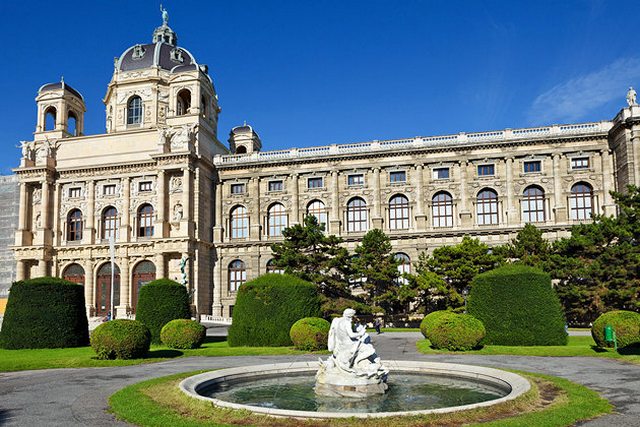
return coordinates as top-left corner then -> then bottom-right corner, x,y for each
179,360 -> 531,419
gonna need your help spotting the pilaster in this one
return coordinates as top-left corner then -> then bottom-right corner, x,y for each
290,174 -> 299,225
371,167 -> 383,229
413,164 -> 426,230
458,161 -> 472,227
552,153 -> 567,222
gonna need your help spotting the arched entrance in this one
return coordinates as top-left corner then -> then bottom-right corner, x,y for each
96,263 -> 120,316
62,263 -> 85,285
131,260 -> 156,312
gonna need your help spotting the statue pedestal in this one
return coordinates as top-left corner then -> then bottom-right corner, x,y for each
315,358 -> 388,398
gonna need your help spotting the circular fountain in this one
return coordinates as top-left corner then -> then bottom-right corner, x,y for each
180,309 -> 530,419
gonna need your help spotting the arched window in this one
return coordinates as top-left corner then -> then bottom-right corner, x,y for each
230,205 -> 249,239
235,146 -> 247,154
307,200 -> 327,229
68,111 -> 78,136
228,260 -> 246,291
389,195 -> 410,230
522,186 -> 545,223
127,96 -> 142,125
44,107 -> 56,131
176,89 -> 191,116
476,189 -> 499,225
570,182 -> 594,220
62,263 -> 85,285
137,204 -> 154,237
432,192 -> 453,228
346,197 -> 368,232
267,203 -> 288,237
102,206 -> 119,240
96,263 -> 120,316
266,259 -> 284,274
131,260 -> 156,311
67,209 -> 83,241
395,253 -> 411,284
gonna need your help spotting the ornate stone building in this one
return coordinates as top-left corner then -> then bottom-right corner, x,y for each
11,16 -> 640,319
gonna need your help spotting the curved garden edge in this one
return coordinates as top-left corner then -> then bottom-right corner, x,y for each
109,370 -> 611,427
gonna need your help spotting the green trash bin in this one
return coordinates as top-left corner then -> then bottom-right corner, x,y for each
604,325 -> 618,350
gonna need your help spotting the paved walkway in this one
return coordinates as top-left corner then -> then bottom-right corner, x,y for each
1,332 -> 639,426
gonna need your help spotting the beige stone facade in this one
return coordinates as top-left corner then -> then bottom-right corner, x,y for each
11,19 -> 640,319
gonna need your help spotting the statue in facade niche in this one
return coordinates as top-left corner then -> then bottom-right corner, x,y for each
172,203 -> 183,221
315,308 -> 388,397
627,86 -> 637,106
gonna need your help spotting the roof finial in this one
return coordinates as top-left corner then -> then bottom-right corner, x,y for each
160,3 -> 169,26
243,120 -> 247,126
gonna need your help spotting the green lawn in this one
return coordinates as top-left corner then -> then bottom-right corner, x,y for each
417,335 -> 640,363
0,337 -> 308,372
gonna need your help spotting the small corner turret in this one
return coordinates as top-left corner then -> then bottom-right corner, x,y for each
34,78 -> 86,140
229,124 -> 261,154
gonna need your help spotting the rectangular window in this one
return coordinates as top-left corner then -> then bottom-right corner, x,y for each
389,171 -> 406,183
524,161 -> 542,173
230,183 -> 245,194
348,174 -> 364,186
139,181 -> 152,192
571,157 -> 589,170
477,164 -> 495,176
268,180 -> 283,192
68,187 -> 82,198
307,177 -> 323,189
432,168 -> 450,180
103,184 -> 116,196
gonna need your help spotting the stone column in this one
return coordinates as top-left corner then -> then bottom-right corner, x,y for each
155,253 -> 166,279
414,164 -> 426,230
156,169 -> 166,238
37,180 -> 52,245
505,158 -> 516,225
329,170 -> 341,235
38,259 -> 48,277
601,150 -> 616,216
212,255 -> 223,316
118,256 -> 130,317
122,177 -> 131,241
182,167 -> 192,235
458,161 -> 472,227
85,260 -> 94,316
15,183 -> 29,245
250,178 -> 261,240
85,180 -> 95,244
52,183 -> 61,246
15,260 -> 27,281
213,180 -> 223,242
552,153 -> 567,222
290,174 -> 299,225
371,168 -> 383,229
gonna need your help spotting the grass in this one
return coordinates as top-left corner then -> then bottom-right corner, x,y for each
0,336 -> 308,372
109,370 -> 611,427
417,335 -> 640,364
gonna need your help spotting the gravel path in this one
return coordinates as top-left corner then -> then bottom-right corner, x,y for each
1,332 -> 638,426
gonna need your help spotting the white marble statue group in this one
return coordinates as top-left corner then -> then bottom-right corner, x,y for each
315,308 -> 389,397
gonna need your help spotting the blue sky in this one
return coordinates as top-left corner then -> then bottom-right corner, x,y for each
1,0 -> 638,174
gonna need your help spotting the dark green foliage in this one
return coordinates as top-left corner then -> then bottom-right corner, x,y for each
424,312 -> 485,351
289,317 -> 330,351
352,229 -> 401,313
468,265 -> 567,346
591,310 -> 640,349
0,277 -> 89,349
496,224 -> 551,267
419,310 -> 453,338
271,215 -> 352,299
90,319 -> 150,359
411,236 -> 504,312
227,274 -> 321,347
135,278 -> 190,344
160,319 -> 206,349
320,296 -> 374,317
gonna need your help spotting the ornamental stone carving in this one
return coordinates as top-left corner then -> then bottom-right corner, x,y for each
32,188 -> 42,204
169,176 -> 183,193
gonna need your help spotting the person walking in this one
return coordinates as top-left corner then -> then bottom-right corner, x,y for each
374,318 -> 382,334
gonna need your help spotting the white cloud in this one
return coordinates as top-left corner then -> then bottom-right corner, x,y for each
528,57 -> 640,124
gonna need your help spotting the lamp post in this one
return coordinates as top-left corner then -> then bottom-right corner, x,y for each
462,287 -> 469,313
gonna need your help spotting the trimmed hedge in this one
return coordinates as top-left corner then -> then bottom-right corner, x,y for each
228,274 -> 322,347
136,278 -> 191,344
160,319 -> 206,349
91,319 -> 150,359
0,277 -> 89,349
289,317 -> 330,351
426,312 -> 485,351
420,310 -> 454,338
468,264 -> 567,346
591,310 -> 640,349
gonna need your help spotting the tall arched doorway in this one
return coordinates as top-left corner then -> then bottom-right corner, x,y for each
96,263 -> 120,316
62,263 -> 85,285
131,260 -> 156,312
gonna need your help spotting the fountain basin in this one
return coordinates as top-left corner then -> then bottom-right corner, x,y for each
179,360 -> 531,419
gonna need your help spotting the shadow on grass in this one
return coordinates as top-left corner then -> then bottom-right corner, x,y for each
203,336 -> 226,344
590,345 -> 609,353
146,349 -> 183,358
618,344 -> 640,356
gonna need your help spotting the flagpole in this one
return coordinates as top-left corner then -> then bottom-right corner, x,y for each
109,234 -> 115,320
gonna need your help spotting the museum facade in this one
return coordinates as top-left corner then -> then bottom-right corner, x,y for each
11,18 -> 640,319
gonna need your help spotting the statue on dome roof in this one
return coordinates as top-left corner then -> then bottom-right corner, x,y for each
160,4 -> 169,26
627,86 -> 637,106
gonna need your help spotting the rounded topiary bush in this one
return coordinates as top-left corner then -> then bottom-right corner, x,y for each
0,277 -> 89,349
228,274 -> 322,347
420,310 -> 454,338
160,319 -> 206,349
426,313 -> 485,351
135,278 -> 190,344
289,317 -> 330,351
468,264 -> 567,346
591,310 -> 640,349
90,319 -> 150,359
